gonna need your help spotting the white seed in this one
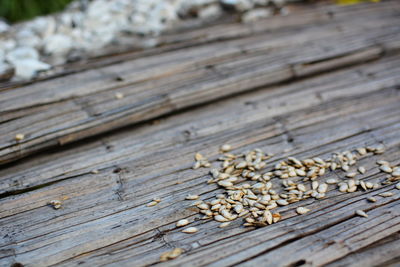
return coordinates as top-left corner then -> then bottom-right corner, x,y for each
339,184 -> 349,192
218,181 -> 233,187
176,219 -> 190,227
147,201 -> 158,207
197,203 -> 209,210
365,182 -> 374,189
193,161 -> 201,169
326,178 -> 337,184
367,197 -> 377,202
49,200 -> 62,209
276,199 -> 289,206
296,207 -> 310,215
358,166 -> 366,174
263,210 -> 273,224
380,165 -> 392,173
312,181 -> 319,190
115,92 -> 124,99
219,222 -> 231,228
221,144 -> 232,152
214,215 -> 229,222
317,183 -> 328,193
182,227 -> 198,233
297,184 -> 306,192
153,198 -> 161,203
346,172 -> 357,178
15,133 -> 25,141
356,147 -> 367,155
347,186 -> 357,193
377,160 -> 389,166
396,182 -> 400,190
186,194 -> 199,200
91,169 -> 99,174
236,161 -> 247,169
160,248 -> 184,262
355,210 -> 368,218
379,192 -> 393,197
392,170 -> 400,177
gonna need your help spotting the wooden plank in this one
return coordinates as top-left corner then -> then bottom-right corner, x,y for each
1,52 -> 400,266
0,2 -> 399,165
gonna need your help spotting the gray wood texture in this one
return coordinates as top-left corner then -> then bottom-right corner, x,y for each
0,1 -> 399,266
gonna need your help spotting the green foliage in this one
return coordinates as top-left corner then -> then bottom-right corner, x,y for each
0,0 -> 74,23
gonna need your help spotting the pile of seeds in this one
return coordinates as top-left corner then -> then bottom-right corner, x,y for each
184,144 -> 399,229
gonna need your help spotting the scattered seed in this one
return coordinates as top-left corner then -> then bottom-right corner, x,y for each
221,144 -> 232,152
380,165 -> 393,173
379,192 -> 393,197
91,169 -> 99,174
355,210 -> 368,218
296,207 -> 310,215
346,172 -> 357,178
276,199 -> 289,206
367,197 -> 377,202
186,194 -> 200,200
153,198 -> 161,203
147,201 -> 158,207
15,133 -> 25,141
396,183 -> 400,190
115,92 -> 124,99
160,248 -> 184,262
49,200 -> 62,209
182,227 -> 198,233
358,166 -> 366,174
326,178 -> 337,184
219,222 -> 231,228
176,219 -> 190,227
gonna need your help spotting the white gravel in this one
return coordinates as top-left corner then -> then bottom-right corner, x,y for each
0,0 -> 297,81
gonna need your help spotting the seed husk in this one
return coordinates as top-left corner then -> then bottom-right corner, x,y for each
380,165 -> 392,173
176,219 -> 190,227
355,210 -> 368,218
367,197 -> 377,202
186,194 -> 200,200
15,133 -> 25,141
379,192 -> 393,197
147,201 -> 158,207
182,227 -> 198,233
219,222 -> 231,228
296,207 -> 310,215
115,92 -> 124,99
326,178 -> 337,184
49,200 -> 62,209
221,144 -> 232,152
160,248 -> 184,262
276,199 -> 289,206
346,172 -> 357,178
358,166 -> 366,174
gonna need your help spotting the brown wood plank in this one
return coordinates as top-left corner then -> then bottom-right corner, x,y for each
0,52 -> 400,266
0,1 -> 399,165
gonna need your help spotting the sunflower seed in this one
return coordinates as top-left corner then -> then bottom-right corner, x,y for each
160,248 -> 184,262
176,219 -> 190,227
358,166 -> 366,174
182,227 -> 198,233
355,210 -> 368,218
326,178 -> 337,184
346,172 -> 357,178
15,133 -> 25,141
49,200 -> 62,209
367,197 -> 377,202
186,194 -> 200,200
218,181 -> 233,187
147,201 -> 158,207
219,222 -> 231,228
221,144 -> 232,152
296,207 -> 310,215
396,182 -> 400,190
380,165 -> 393,173
115,92 -> 124,99
379,192 -> 393,197
276,199 -> 289,206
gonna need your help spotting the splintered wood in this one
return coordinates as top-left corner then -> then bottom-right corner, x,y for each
182,145 -> 400,229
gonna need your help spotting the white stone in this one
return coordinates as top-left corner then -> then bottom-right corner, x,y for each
12,58 -> 51,80
6,47 -> 39,64
242,8 -> 273,22
0,20 -> 10,33
44,34 -> 73,56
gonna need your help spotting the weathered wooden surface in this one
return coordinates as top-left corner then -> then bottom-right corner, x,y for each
1,1 -> 400,267
1,1 -> 400,165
